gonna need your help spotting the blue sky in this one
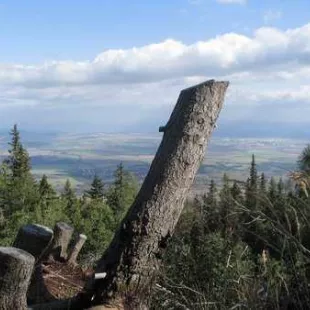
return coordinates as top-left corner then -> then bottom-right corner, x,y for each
0,0 -> 310,135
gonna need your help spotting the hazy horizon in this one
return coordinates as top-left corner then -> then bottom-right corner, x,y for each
1,1 -> 310,136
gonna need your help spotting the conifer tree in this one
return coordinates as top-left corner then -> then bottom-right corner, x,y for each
298,144 -> 310,173
201,179 -> 219,233
230,181 -> 243,203
268,177 -> 277,201
219,174 -> 233,233
260,173 -> 267,194
106,163 -> 138,221
2,125 -> 37,215
5,124 -> 31,179
61,179 -> 77,219
39,174 -> 56,200
246,155 -> 258,209
277,177 -> 284,196
250,154 -> 258,190
85,174 -> 105,200
204,179 -> 218,209
62,179 -> 75,200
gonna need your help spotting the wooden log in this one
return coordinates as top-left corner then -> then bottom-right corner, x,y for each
0,247 -> 35,310
81,80 -> 229,308
67,234 -> 87,266
44,222 -> 74,261
13,224 -> 53,260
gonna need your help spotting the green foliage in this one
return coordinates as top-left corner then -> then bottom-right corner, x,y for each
85,174 -> 105,200
298,144 -> 310,173
4,124 -> 31,179
152,149 -> 310,309
0,126 -> 138,258
1,124 -> 310,309
106,162 -> 139,221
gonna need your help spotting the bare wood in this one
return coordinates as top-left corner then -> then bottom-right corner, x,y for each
82,80 -> 229,308
13,224 -> 53,260
0,247 -> 35,310
44,222 -> 74,261
67,234 -> 87,266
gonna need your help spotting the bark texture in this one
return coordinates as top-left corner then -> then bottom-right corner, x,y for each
67,234 -> 87,266
84,80 -> 229,308
45,222 -> 73,261
0,247 -> 35,310
13,224 -> 53,260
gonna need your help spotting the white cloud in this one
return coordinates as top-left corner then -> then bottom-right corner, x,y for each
263,9 -> 282,24
188,0 -> 204,4
216,0 -> 246,4
1,23 -> 310,89
1,23 -> 310,131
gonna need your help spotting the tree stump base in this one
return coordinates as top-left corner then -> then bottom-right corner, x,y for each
13,224 -> 53,260
0,247 -> 35,310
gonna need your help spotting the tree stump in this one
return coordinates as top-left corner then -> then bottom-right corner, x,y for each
13,224 -> 53,260
83,80 -> 229,308
44,222 -> 74,261
0,247 -> 35,310
67,234 -> 87,266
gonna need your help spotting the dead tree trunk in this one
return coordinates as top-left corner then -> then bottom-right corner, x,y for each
82,80 -> 229,308
43,222 -> 74,262
0,247 -> 35,310
13,224 -> 53,260
67,234 -> 87,266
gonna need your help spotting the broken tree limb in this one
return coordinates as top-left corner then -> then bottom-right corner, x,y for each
0,247 -> 35,310
81,80 -> 229,309
67,234 -> 87,266
13,224 -> 53,260
43,222 -> 74,262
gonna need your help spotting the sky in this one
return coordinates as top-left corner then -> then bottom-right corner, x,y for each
0,0 -> 310,136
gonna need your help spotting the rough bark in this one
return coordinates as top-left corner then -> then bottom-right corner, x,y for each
0,247 -> 35,310
67,234 -> 87,266
82,80 -> 229,308
13,224 -> 53,260
44,222 -> 74,261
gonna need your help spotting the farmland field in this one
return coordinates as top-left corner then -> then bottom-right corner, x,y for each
0,132 -> 307,194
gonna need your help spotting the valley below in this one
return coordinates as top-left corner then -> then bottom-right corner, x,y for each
0,132 -> 306,195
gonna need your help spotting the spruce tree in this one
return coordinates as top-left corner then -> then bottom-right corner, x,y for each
201,179 -> 219,232
107,163 -> 138,221
39,174 -> 56,199
62,179 -> 75,201
86,174 -> 105,200
268,177 -> 277,201
260,173 -> 267,194
277,177 -> 284,196
298,144 -> 310,173
250,154 -> 258,190
246,155 -> 258,209
2,125 -> 37,215
219,174 -> 233,233
204,179 -> 218,209
231,181 -> 243,203
61,179 -> 77,219
5,124 -> 31,179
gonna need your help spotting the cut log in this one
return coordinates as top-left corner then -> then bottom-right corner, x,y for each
13,224 -> 53,260
0,247 -> 35,310
44,222 -> 74,261
67,234 -> 87,266
81,80 -> 229,308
